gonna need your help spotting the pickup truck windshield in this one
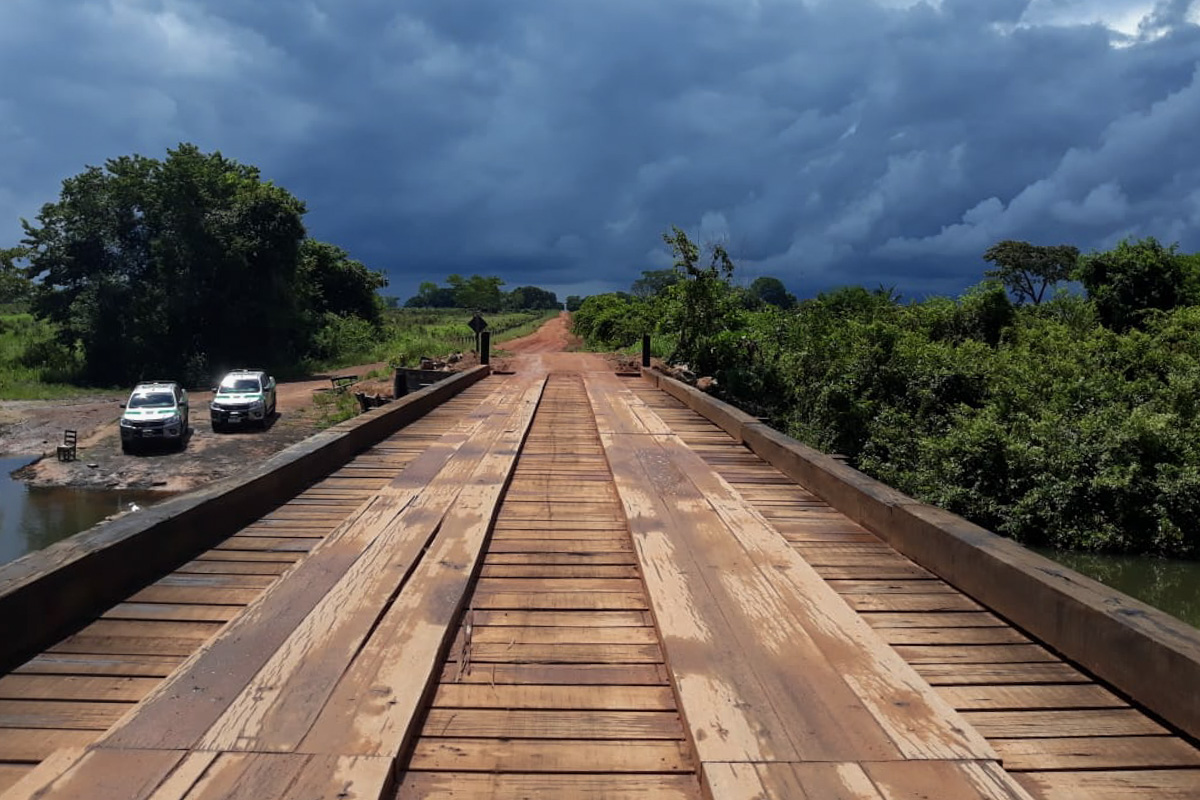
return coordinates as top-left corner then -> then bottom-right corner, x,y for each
129,393 -> 175,409
221,378 -> 261,392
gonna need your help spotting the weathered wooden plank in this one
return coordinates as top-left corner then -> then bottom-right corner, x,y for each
447,643 -> 663,664
395,772 -> 700,799
912,662 -> 1090,685
961,709 -> 1168,738
0,728 -> 95,762
938,684 -> 1127,710
407,738 -> 693,772
438,662 -> 668,685
419,709 -> 685,739
702,761 -> 885,799
863,760 -> 1035,800
0,699 -> 131,729
0,747 -> 180,800
12,652 -> 184,678
1015,769 -> 1200,800
469,625 -> 657,644
993,736 -> 1200,771
432,684 -> 675,710
0,674 -> 157,702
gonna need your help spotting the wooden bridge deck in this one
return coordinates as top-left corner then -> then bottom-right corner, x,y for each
1,368 -> 1198,799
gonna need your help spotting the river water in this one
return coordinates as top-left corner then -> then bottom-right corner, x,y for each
0,455 -> 167,568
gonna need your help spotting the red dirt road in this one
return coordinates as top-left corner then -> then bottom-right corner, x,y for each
495,312 -> 614,374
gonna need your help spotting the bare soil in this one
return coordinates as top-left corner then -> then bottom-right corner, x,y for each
0,314 -> 603,492
1,365 -> 388,492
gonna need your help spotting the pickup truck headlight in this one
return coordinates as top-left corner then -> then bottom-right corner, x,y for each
164,413 -> 181,426
120,418 -> 134,428
250,399 -> 264,411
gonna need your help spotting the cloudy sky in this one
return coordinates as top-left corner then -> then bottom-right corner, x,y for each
1,0 -> 1198,301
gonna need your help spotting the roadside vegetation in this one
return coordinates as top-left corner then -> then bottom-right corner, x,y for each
574,229 -> 1200,558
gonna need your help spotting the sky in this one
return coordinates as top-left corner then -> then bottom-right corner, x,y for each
1,0 -> 1199,302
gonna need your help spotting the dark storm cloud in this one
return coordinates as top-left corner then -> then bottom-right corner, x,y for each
1,0 -> 1198,300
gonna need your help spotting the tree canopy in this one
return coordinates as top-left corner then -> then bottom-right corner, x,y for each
18,144 -> 385,384
983,240 -> 1078,304
748,276 -> 796,309
404,275 -> 560,312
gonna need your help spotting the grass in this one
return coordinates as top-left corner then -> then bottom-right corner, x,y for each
0,313 -> 103,400
307,308 -> 560,372
312,389 -> 360,429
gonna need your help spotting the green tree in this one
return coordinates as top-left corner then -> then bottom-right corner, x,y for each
565,295 -> 584,312
298,239 -> 386,324
404,281 -> 457,308
18,143 -> 382,384
983,240 -> 1078,305
505,285 -> 560,310
447,274 -> 505,311
0,246 -> 32,306
1077,237 -> 1186,331
630,268 -> 681,298
749,276 -> 796,309
659,227 -> 741,371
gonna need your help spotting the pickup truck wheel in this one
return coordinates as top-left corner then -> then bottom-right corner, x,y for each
121,440 -> 133,455
211,421 -> 222,433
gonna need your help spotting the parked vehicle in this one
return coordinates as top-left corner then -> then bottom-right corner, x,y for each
210,369 -> 277,431
120,381 -> 190,453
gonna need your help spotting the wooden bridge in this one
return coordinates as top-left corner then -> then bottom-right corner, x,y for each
1,358 -> 1199,799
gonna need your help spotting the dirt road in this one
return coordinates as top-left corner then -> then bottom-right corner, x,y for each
494,311 -> 619,374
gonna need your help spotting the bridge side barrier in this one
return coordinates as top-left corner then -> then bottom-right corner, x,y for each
0,366 -> 490,674
642,367 -> 1200,742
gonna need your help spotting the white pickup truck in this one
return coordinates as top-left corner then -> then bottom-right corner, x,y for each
209,369 -> 277,431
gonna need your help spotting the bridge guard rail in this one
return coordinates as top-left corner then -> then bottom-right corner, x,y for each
642,366 -> 1200,743
0,365 -> 491,674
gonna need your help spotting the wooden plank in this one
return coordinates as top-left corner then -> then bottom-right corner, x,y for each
102,603 -> 238,623
0,699 -> 131,729
470,625 -> 657,644
1016,769 -> 1200,800
912,662 -> 1091,685
12,653 -> 184,678
703,761 -> 885,799
0,728 -> 96,762
893,644 -> 1056,664
438,663 -> 668,685
938,684 -> 1127,710
419,709 -> 685,739
993,736 -> 1200,770
961,709 -> 1168,738
863,760 -> 1034,800
0,747 -> 181,800
0,674 -> 158,702
408,738 -> 692,772
879,628 -> 1031,646
447,643 -> 663,664
431,684 -> 675,710
469,609 -> 649,627
395,773 -> 700,799
0,765 -> 33,796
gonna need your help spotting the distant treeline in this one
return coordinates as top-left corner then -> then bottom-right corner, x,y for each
404,275 -> 560,312
573,228 -> 1200,558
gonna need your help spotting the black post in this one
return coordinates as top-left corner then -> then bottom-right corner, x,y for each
481,331 -> 491,366
641,334 -> 651,368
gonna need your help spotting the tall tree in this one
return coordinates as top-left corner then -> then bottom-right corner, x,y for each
565,295 -> 584,312
447,274 -> 505,311
505,285 -> 560,310
19,144 -> 383,384
631,268 -> 681,298
983,240 -> 1078,304
1077,237 -> 1186,331
0,247 -> 32,306
748,276 -> 796,309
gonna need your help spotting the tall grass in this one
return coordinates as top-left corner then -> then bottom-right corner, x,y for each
0,314 -> 96,400
305,309 -> 560,371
